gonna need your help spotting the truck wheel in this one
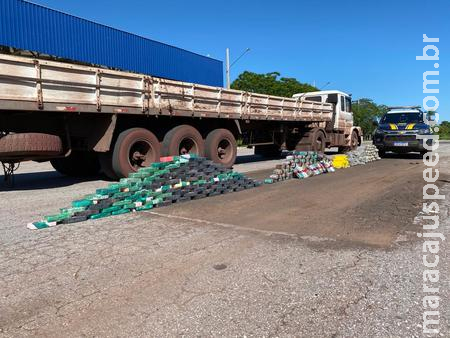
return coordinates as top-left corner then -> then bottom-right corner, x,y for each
339,131 -> 359,153
0,133 -> 63,161
254,145 -> 281,157
350,131 -> 359,150
51,151 -> 100,177
312,131 -> 325,152
112,128 -> 160,178
162,125 -> 205,157
205,129 -> 237,168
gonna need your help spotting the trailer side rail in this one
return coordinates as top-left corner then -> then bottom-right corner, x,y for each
0,54 -> 333,122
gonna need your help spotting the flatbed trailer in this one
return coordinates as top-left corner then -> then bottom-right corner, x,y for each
0,54 -> 362,179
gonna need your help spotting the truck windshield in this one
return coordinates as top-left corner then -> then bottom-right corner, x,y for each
381,113 -> 423,124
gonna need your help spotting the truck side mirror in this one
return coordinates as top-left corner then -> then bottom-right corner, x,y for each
327,94 -> 338,104
372,117 -> 380,126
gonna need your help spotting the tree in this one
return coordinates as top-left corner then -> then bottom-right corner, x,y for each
231,71 -> 317,97
438,121 -> 450,139
352,99 -> 388,138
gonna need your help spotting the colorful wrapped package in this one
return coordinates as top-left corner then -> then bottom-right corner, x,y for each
332,155 -> 350,169
266,151 -> 335,183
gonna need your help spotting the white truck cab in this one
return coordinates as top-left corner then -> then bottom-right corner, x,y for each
293,90 -> 354,131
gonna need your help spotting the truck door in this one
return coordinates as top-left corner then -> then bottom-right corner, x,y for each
338,95 -> 353,129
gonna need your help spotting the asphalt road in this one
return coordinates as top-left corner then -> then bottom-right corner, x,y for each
1,145 -> 449,337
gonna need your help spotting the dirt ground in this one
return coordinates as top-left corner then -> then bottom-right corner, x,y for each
0,145 -> 449,337
158,156 -> 437,248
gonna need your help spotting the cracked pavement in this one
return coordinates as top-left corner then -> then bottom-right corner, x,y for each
1,146 -> 450,337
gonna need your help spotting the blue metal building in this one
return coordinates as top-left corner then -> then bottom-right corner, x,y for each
0,0 -> 224,87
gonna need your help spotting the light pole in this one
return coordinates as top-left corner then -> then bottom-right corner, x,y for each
226,48 -> 231,89
225,47 -> 251,89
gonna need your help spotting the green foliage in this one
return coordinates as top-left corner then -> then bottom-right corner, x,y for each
231,71 -> 318,97
352,99 -> 388,138
438,121 -> 450,139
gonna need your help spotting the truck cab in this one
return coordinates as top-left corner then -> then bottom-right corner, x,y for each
293,90 -> 354,131
292,90 -> 362,152
372,106 -> 431,156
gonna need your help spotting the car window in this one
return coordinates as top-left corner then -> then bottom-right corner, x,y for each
305,96 -> 322,102
381,113 -> 423,124
345,97 -> 352,112
341,97 -> 345,111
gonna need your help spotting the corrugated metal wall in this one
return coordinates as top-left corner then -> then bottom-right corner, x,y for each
0,0 -> 223,87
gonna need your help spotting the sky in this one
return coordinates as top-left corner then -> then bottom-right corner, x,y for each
29,0 -> 449,121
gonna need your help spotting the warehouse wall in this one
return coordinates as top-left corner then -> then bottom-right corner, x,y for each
0,0 -> 224,87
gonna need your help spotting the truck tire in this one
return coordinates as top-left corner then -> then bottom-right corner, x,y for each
112,128 -> 160,178
205,129 -> 237,168
0,133 -> 63,160
338,131 -> 358,153
350,131 -> 359,150
162,125 -> 205,157
254,145 -> 281,157
312,131 -> 325,152
51,151 -> 100,177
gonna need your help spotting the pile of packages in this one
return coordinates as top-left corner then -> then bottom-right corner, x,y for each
28,155 -> 260,230
347,144 -> 381,166
332,154 -> 350,169
265,151 -> 335,184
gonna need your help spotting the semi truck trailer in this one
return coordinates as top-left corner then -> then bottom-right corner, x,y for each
0,53 -> 362,179
0,1 -> 362,180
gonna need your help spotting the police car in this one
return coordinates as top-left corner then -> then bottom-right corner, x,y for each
373,106 -> 432,157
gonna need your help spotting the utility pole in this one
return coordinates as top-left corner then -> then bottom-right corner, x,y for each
225,47 -> 250,89
226,48 -> 231,89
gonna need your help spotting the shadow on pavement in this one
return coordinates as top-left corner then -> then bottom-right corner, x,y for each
381,152 -> 424,160
235,151 -> 291,164
0,170 -> 107,191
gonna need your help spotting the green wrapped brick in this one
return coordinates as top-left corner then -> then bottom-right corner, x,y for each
128,184 -> 143,193
72,199 -> 92,208
136,204 -> 154,211
138,166 -> 157,173
95,188 -> 114,195
113,199 -> 133,207
165,163 -> 180,170
155,184 -> 171,192
108,183 -> 122,191
217,174 -> 228,181
113,191 -> 132,199
102,205 -> 123,213
142,176 -> 156,184
60,206 -> 86,214
123,202 -> 139,209
154,169 -> 170,176
112,208 -> 131,216
90,212 -> 111,219
27,221 -> 49,230
119,177 -> 142,184
151,162 -> 170,169
152,197 -> 164,205
45,213 -> 70,223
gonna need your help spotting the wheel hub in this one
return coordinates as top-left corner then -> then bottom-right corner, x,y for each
217,139 -> 232,161
129,141 -> 152,169
179,138 -> 198,155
